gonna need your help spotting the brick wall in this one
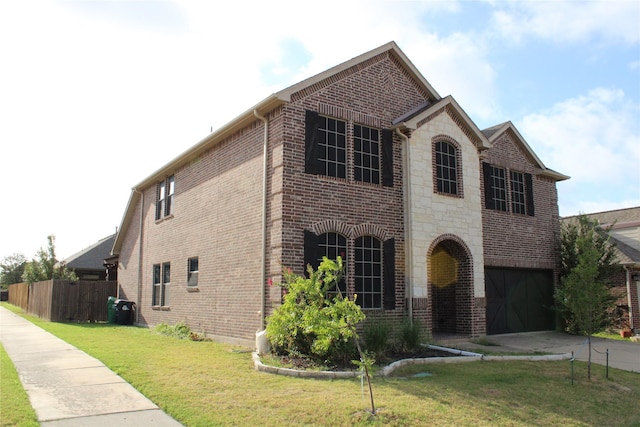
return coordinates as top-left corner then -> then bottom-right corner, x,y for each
481,130 -> 561,274
267,51 -> 429,336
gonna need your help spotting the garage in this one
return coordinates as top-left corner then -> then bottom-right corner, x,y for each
485,267 -> 555,335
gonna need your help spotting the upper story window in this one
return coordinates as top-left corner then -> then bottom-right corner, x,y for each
305,110 -> 393,187
510,171 -> 527,215
483,162 -> 535,216
187,257 -> 199,287
354,125 -> 380,184
490,166 -> 508,212
434,140 -> 459,196
155,175 -> 175,220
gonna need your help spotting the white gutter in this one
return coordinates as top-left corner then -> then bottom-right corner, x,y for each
254,109 -> 268,331
395,128 -> 413,323
623,265 -> 634,329
134,189 -> 144,323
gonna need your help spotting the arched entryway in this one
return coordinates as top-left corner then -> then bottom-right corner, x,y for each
428,235 -> 473,336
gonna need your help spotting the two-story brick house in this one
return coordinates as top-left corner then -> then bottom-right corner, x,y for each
112,42 -> 568,347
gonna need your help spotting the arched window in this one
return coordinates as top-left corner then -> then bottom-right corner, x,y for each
435,140 -> 459,195
355,236 -> 382,309
304,231 -> 347,296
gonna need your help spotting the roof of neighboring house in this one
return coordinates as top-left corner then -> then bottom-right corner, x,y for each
563,206 -> 640,265
61,234 -> 115,270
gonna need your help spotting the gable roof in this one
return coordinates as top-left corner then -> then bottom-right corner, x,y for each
113,41 -> 440,255
61,234 -> 116,270
391,95 -> 492,152
482,121 -> 569,182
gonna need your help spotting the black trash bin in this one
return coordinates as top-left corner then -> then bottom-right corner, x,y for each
114,299 -> 136,325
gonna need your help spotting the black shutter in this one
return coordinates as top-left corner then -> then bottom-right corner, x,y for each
382,129 -> 394,187
383,238 -> 396,310
483,162 -> 495,210
525,173 -> 535,216
303,230 -> 322,276
305,110 -> 323,175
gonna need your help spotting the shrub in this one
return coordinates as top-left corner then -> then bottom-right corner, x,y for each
155,321 -> 192,339
401,317 -> 423,351
363,319 -> 390,356
265,257 -> 365,365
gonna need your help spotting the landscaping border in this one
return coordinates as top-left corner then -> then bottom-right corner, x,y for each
253,345 -> 573,379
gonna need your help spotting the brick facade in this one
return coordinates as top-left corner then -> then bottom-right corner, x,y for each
113,42 -> 567,346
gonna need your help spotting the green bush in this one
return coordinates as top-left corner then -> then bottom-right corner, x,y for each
155,321 -> 192,339
401,317 -> 423,351
363,319 -> 390,356
265,257 -> 365,365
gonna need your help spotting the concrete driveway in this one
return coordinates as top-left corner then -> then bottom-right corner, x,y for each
461,331 -> 640,373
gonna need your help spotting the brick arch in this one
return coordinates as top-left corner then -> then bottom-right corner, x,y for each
352,223 -> 388,241
310,220 -> 352,238
427,234 -> 474,336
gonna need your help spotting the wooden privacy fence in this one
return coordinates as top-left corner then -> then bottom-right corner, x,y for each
8,282 -> 29,310
9,280 -> 117,322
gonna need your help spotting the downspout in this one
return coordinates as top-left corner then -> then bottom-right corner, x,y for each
395,128 -> 413,323
623,265 -> 634,330
254,109 -> 268,331
134,188 -> 144,323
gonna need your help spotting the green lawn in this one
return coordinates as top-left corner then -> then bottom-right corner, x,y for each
2,302 -> 639,426
1,343 -> 39,427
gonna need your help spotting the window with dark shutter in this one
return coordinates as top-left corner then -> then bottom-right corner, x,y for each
355,236 -> 382,309
354,124 -> 380,184
483,162 -> 495,210
510,171 -> 527,215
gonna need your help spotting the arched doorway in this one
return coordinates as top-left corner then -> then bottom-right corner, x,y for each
428,236 -> 473,336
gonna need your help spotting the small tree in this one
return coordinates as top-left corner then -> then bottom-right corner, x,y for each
0,253 -> 27,289
22,235 -> 78,284
555,215 -> 618,379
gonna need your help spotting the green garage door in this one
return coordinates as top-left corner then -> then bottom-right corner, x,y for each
485,268 -> 555,335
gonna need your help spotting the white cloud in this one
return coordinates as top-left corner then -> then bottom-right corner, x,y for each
492,1 -> 640,45
520,88 -> 640,216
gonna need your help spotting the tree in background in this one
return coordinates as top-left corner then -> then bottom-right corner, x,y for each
0,253 -> 27,289
22,235 -> 78,284
555,215 -> 618,379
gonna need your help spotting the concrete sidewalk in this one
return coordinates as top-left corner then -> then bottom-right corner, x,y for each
458,331 -> 640,373
0,306 -> 183,427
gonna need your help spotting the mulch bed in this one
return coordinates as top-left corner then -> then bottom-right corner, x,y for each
276,347 -> 458,372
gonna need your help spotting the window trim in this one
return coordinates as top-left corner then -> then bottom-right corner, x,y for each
433,137 -> 463,197
187,257 -> 199,288
155,175 -> 175,221
152,262 -> 170,307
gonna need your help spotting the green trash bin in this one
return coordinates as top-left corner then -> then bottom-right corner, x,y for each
107,296 -> 117,324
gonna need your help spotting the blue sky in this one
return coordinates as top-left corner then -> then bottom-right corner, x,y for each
0,0 -> 638,261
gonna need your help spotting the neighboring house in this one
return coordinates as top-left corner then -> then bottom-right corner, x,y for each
60,234 -> 117,281
563,207 -> 640,331
112,42 -> 568,347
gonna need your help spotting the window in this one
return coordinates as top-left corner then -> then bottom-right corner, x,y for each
490,166 -> 508,212
510,171 -> 526,215
155,175 -> 175,220
483,162 -> 535,216
304,230 -> 396,310
187,257 -> 199,287
318,116 -> 347,179
152,262 -> 170,306
354,125 -> 380,184
304,110 -> 394,186
435,141 -> 458,195
355,236 -> 382,309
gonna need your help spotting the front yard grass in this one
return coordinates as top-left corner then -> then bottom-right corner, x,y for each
1,344 -> 39,427
3,303 -> 640,426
